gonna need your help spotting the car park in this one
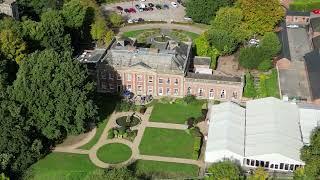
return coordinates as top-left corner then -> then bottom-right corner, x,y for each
171,2 -> 177,8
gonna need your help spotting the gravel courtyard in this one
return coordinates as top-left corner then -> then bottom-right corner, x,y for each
102,0 -> 187,22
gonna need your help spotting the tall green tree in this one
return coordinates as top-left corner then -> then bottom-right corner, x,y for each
260,32 -> 281,57
185,0 -> 234,24
0,100 -> 43,178
206,160 -> 241,180
237,0 -> 284,34
108,12 -> 123,28
211,7 -> 251,43
206,29 -> 238,55
90,18 -> 107,45
36,10 -> 71,52
11,50 -> 97,140
300,128 -> 320,179
62,0 -> 87,29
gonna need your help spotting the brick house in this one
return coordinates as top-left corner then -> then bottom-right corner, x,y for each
92,37 -> 244,101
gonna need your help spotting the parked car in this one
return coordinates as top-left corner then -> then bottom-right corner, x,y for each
163,4 -> 169,9
313,9 -> 320,14
148,3 -> 154,7
128,8 -> 136,13
171,2 -> 178,8
138,18 -> 144,22
286,24 -> 299,28
140,3 -> 146,8
127,19 -> 133,23
140,0 -> 146,1
139,8 -> 144,12
155,4 -> 162,9
124,8 -> 129,13
133,19 -> 139,23
116,6 -> 123,11
184,17 -> 192,21
135,4 -> 140,9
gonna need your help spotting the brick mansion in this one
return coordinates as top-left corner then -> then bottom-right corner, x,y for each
79,37 -> 244,101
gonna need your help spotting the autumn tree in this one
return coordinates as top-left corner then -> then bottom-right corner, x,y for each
248,167 -> 269,180
206,160 -> 242,179
237,0 -> 285,34
108,12 -> 123,28
11,50 -> 97,140
90,18 -> 107,45
104,30 -> 115,47
0,29 -> 27,63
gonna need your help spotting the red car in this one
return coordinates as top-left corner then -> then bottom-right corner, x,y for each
128,8 -> 136,13
312,9 -> 320,14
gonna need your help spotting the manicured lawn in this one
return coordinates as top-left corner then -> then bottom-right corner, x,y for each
97,143 -> 132,164
258,69 -> 280,98
149,101 -> 204,124
30,152 -> 98,180
80,95 -> 119,150
131,160 -> 199,178
139,127 -> 195,159
290,0 -> 320,11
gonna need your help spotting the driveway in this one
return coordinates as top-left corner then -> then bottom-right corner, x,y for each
102,0 -> 187,22
287,27 -> 312,61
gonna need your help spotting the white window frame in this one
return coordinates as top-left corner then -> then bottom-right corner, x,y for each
220,89 -> 226,99
127,74 -> 132,81
209,89 -> 214,99
127,84 -> 132,91
174,88 -> 179,96
198,88 -> 204,97
158,87 -> 163,96
166,88 -> 170,95
148,76 -> 153,83
148,86 -> 153,95
158,78 -> 163,84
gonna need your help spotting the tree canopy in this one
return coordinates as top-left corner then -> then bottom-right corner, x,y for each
236,0 -> 284,34
206,160 -> 242,179
10,50 -> 97,140
85,168 -> 138,180
300,128 -> 320,179
62,0 -> 88,29
185,0 -> 234,24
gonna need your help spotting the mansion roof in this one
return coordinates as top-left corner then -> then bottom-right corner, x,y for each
102,38 -> 191,74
